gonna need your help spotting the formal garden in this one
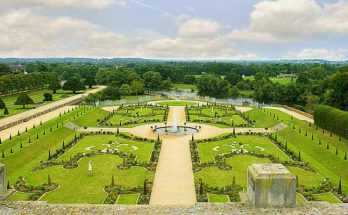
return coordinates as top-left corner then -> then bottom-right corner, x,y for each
1,99 -> 347,205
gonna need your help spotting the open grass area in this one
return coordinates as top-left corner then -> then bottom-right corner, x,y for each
247,108 -> 348,195
188,105 -> 248,127
8,192 -> 33,201
73,108 -> 109,127
207,193 -> 230,203
270,77 -> 296,85
106,105 -> 166,128
157,100 -> 198,107
116,193 -> 140,204
172,83 -> 197,91
0,89 -> 77,119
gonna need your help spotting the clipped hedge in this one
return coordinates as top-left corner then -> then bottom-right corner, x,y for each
314,105 -> 348,139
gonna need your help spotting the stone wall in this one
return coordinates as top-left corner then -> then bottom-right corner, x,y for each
0,202 -> 347,215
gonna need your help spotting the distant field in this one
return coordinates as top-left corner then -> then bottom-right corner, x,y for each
173,83 -> 197,91
243,75 -> 296,85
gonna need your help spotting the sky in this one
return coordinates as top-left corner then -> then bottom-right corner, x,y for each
1,0 -> 348,60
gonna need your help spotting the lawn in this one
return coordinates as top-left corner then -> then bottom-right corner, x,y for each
0,89 -> 76,119
207,193 -> 230,203
172,83 -> 197,91
312,192 -> 342,203
247,108 -> 348,195
73,108 -> 109,127
26,155 -> 153,203
270,77 -> 296,85
116,193 -> 140,204
197,135 -> 290,163
58,135 -> 155,163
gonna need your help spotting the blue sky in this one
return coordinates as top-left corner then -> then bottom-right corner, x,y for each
1,0 -> 347,60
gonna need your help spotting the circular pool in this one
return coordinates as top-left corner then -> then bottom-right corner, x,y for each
153,126 -> 199,136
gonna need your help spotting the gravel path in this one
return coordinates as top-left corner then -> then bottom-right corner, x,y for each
265,107 -> 314,123
150,107 -> 196,205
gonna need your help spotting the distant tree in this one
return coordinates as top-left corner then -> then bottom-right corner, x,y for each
43,93 -> 53,102
225,72 -> 242,85
143,71 -> 162,91
100,86 -> 121,101
161,79 -> 172,91
14,94 -> 34,108
0,64 -> 11,74
130,79 -> 144,96
328,71 -> 348,110
49,76 -> 61,94
229,86 -> 240,98
84,76 -> 96,88
0,98 -> 5,109
63,77 -> 85,94
119,84 -> 131,96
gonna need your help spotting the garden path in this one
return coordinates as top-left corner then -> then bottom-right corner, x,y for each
265,107 -> 314,123
149,107 -> 196,205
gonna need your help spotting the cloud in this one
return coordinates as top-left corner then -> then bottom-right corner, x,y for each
1,0 -> 127,10
0,11 -> 257,59
178,18 -> 221,38
286,48 -> 348,60
0,10 -> 133,57
230,0 -> 348,43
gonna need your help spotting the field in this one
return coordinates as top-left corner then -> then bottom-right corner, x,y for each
172,83 -> 197,91
0,89 -> 76,119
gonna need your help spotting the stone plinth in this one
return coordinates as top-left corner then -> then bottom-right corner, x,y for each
0,163 -> 6,193
247,164 -> 296,208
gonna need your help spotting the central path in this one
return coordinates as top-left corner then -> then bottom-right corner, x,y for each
150,107 -> 197,205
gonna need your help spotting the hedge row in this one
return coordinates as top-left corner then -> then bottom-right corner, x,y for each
314,105 -> 348,139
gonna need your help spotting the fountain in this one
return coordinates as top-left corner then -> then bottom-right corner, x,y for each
153,111 -> 199,136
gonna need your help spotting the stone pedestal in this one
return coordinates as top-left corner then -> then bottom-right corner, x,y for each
0,163 -> 6,193
247,164 -> 296,208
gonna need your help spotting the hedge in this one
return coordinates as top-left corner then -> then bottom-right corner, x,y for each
314,105 -> 348,139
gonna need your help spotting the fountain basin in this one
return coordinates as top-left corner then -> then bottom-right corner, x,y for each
154,126 -> 199,136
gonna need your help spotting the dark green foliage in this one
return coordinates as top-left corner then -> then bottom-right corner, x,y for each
43,93 -> 53,101
4,107 -> 9,115
111,175 -> 115,186
338,177 -> 342,194
48,174 -> 52,185
314,105 -> 348,139
63,76 -> 85,94
143,179 -> 148,195
2,151 -> 4,158
0,98 -> 5,109
14,94 -> 34,108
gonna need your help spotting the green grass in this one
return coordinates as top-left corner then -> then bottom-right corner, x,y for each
245,108 -> 282,128
173,83 -> 197,91
270,77 -> 296,85
8,192 -> 33,201
312,192 -> 342,203
287,166 -> 324,188
247,108 -> 348,195
158,100 -> 198,106
195,155 -> 271,188
197,135 -> 290,163
116,193 -> 140,204
207,193 -> 230,203
25,155 -> 153,203
73,108 -> 109,127
0,89 -> 76,119
58,135 -> 154,163
296,193 -> 307,206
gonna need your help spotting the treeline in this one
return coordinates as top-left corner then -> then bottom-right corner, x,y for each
0,72 -> 53,95
314,105 -> 348,139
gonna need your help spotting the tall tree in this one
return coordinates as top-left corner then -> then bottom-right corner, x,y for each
328,71 -> 348,110
14,94 -> 34,108
49,76 -> 61,94
130,79 -> 144,96
63,77 -> 85,94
